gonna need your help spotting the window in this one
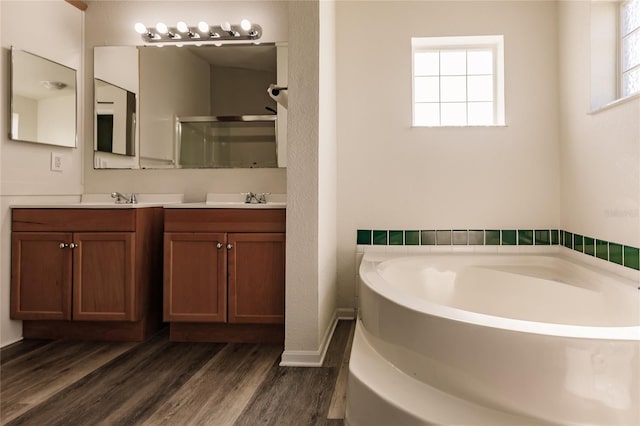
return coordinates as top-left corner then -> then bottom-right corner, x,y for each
621,0 -> 640,98
412,35 -> 505,127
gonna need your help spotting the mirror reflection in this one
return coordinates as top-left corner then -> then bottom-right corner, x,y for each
10,47 -> 77,148
93,43 -> 287,169
95,79 -> 136,156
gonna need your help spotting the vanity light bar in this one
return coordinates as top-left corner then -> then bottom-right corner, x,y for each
134,20 -> 262,44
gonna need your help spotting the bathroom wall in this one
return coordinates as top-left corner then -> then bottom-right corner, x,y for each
335,1 -> 561,308
0,1 -> 84,346
558,1 -> 639,249
83,0 -> 288,199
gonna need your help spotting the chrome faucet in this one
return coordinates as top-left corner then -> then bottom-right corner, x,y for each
242,192 -> 270,204
111,192 -> 137,204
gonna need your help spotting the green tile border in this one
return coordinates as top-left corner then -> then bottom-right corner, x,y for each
356,228 -> 640,271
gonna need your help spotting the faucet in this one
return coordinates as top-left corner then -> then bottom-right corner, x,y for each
242,192 -> 270,204
111,192 -> 137,204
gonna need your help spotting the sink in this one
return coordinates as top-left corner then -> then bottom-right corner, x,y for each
80,193 -> 184,206
205,193 -> 286,208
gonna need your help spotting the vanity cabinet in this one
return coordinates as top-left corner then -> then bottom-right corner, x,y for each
163,208 -> 285,342
11,208 -> 163,341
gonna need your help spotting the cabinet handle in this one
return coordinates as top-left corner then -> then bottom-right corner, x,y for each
216,242 -> 223,249
69,243 -> 79,249
227,243 -> 233,250
59,243 -> 69,249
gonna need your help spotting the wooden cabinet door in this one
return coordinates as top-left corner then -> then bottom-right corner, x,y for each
72,232 -> 136,321
11,232 -> 72,320
228,233 -> 285,324
164,233 -> 227,322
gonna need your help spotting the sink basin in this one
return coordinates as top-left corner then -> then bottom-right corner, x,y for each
80,193 -> 184,206
205,193 -> 286,209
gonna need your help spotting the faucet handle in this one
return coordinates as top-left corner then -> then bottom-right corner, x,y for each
129,193 -> 137,204
241,192 -> 255,203
256,192 -> 271,204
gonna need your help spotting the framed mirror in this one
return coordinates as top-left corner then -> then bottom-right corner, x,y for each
10,47 -> 77,148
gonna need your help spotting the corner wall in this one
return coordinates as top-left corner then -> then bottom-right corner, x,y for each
558,1 -> 640,249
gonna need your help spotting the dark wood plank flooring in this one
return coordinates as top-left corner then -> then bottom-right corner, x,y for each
1,320 -> 353,426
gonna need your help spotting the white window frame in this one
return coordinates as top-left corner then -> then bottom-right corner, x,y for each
411,35 -> 505,127
620,0 -> 640,98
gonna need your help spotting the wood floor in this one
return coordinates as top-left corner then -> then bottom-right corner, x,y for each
1,320 -> 354,426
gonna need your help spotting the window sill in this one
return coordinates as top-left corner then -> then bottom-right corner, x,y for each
589,93 -> 640,115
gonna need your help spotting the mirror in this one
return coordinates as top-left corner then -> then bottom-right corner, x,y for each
93,43 -> 287,169
95,79 -> 136,156
10,47 -> 77,148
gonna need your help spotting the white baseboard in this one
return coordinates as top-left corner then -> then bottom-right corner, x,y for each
280,309 -> 348,367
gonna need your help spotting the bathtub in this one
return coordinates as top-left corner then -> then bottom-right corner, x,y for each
346,253 -> 640,426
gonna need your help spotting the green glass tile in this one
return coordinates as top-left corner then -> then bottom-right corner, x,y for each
373,230 -> 387,245
573,234 -> 583,253
551,229 -> 559,245
596,239 -> 608,260
624,246 -> 639,270
421,230 -> 436,245
534,230 -> 550,245
584,237 -> 595,256
485,230 -> 500,245
389,230 -> 404,245
468,230 -> 484,245
452,230 -> 468,245
501,230 -> 516,245
357,229 -> 372,245
518,230 -> 533,246
563,231 -> 573,249
436,230 -> 452,245
609,243 -> 623,265
405,230 -> 420,245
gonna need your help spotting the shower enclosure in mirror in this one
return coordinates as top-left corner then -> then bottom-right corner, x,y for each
9,47 -> 77,148
177,115 -> 277,168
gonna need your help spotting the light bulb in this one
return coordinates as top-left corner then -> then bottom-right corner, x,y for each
221,21 -> 231,32
198,21 -> 209,32
176,21 -> 188,33
240,19 -> 252,31
156,22 -> 168,34
134,22 -> 148,34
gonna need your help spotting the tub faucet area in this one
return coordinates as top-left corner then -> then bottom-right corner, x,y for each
111,192 -> 137,204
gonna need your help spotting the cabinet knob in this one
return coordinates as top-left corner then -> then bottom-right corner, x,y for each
59,243 -> 69,249
216,242 -> 223,249
69,243 -> 79,249
227,243 -> 233,250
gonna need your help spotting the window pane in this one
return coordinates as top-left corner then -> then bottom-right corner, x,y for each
467,75 -> 493,101
441,103 -> 466,125
414,51 -> 439,76
414,103 -> 440,126
441,76 -> 466,102
622,0 -> 640,36
415,76 -> 440,102
622,30 -> 640,72
622,67 -> 640,97
440,50 -> 466,75
467,50 -> 493,75
468,102 -> 494,125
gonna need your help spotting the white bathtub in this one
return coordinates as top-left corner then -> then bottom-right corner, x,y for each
346,253 -> 640,426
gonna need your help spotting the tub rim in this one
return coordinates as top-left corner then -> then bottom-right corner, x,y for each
359,252 -> 640,341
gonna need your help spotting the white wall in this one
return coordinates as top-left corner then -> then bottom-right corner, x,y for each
558,1 -> 640,248
83,0 -> 288,199
1,1 -> 84,346
335,1 -> 561,309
